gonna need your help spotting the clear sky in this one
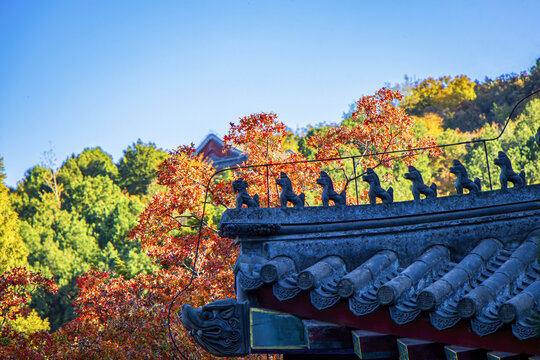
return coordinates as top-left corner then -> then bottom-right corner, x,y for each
1,0 -> 539,187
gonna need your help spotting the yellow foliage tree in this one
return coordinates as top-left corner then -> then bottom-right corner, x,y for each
401,75 -> 477,116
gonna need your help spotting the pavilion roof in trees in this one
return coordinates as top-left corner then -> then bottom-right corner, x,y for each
196,133 -> 247,169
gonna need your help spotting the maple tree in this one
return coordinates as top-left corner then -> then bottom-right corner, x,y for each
305,88 -> 440,203
220,112 -> 322,207
0,267 -> 57,358
0,88 -> 440,359
122,90 -> 438,359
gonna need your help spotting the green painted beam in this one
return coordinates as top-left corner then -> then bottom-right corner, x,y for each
250,308 -> 307,350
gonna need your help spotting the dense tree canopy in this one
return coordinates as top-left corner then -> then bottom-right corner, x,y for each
8,144 -> 163,332
399,58 -> 540,131
0,59 -> 538,358
117,140 -> 169,196
0,159 -> 29,273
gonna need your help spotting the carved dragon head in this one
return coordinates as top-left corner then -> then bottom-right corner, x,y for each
180,299 -> 248,356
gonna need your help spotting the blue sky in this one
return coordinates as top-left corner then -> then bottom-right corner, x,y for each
1,0 -> 539,187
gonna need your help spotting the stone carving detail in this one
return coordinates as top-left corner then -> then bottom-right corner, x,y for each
316,171 -> 346,206
180,299 -> 249,356
404,165 -> 437,200
499,280 -> 540,323
273,274 -> 301,301
363,168 -> 393,204
260,256 -> 296,284
349,296 -> 379,316
237,271 -> 263,291
430,311 -> 460,330
389,306 -> 421,325
512,317 -> 540,340
471,318 -> 503,337
378,246 -> 449,306
310,274 -> 342,310
494,151 -> 526,189
458,238 -> 538,319
311,289 -> 340,310
234,254 -> 265,291
449,160 -> 481,194
419,238 -> 502,311
273,284 -> 301,301
233,178 -> 259,208
219,223 -> 280,238
276,172 -> 305,208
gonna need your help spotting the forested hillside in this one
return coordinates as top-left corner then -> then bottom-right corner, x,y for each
399,59 -> 540,131
297,58 -> 540,199
0,59 -> 538,358
3,141 -> 167,331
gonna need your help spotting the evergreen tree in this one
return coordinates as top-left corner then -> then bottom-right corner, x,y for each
12,145 -> 158,330
0,158 -> 51,333
117,140 -> 168,196
0,158 -> 29,273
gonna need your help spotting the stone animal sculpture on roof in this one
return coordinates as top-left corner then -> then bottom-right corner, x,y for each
276,172 -> 305,208
316,171 -> 346,207
494,151 -> 526,189
363,168 -> 393,204
404,165 -> 437,200
449,159 -> 481,195
232,178 -> 260,208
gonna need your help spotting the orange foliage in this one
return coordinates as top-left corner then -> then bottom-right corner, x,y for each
0,267 -> 57,359
308,88 -> 440,167
2,89 -> 439,359
223,112 -> 321,207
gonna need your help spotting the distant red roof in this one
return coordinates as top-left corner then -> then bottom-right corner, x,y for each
196,134 -> 247,169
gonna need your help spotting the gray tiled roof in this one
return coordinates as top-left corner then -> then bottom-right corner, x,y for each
235,232 -> 540,339
226,184 -> 540,341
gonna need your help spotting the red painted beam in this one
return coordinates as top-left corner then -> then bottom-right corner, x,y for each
257,285 -> 540,355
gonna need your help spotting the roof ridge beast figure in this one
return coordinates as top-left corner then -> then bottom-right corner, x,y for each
316,171 -> 346,206
276,172 -> 305,207
450,159 -> 481,195
363,168 -> 393,204
494,151 -> 526,189
233,178 -> 260,208
404,165 -> 437,200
